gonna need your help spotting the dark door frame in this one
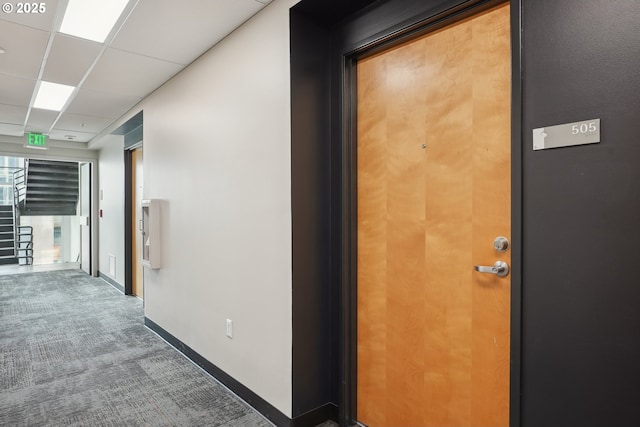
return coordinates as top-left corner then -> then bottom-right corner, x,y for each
123,142 -> 142,296
337,0 -> 523,425
79,162 -> 92,275
124,147 -> 133,296
117,112 -> 143,296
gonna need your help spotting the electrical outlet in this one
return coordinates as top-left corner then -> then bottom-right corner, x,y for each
226,318 -> 233,339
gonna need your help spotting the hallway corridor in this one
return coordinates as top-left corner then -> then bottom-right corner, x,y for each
0,270 -> 273,426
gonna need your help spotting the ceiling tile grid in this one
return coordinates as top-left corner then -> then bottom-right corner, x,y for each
0,0 -> 272,145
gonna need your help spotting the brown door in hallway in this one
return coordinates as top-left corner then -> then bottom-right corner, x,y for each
131,147 -> 143,299
356,3 -> 511,426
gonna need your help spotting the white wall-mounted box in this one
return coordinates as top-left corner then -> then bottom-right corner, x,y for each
141,199 -> 160,269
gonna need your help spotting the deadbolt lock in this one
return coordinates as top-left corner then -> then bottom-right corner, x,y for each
493,236 -> 509,253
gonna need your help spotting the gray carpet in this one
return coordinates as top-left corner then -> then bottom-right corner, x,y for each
0,270 -> 274,427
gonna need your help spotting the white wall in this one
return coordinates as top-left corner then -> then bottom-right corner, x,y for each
97,134 -> 125,285
94,0 -> 295,416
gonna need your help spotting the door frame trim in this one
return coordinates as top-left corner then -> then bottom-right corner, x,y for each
124,142 -> 142,296
79,162 -> 92,275
124,147 -> 133,296
338,1 -> 523,425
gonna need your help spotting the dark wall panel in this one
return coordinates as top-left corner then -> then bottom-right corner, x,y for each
292,0 -> 516,425
293,0 -> 640,425
331,0 -> 473,52
291,0 -> 377,27
290,9 -> 335,418
521,1 -> 640,426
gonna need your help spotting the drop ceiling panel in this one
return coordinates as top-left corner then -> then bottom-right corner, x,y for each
48,129 -> 95,143
0,20 -> 49,79
55,113 -> 113,133
0,74 -> 36,106
82,48 -> 184,98
42,35 -> 103,86
26,108 -> 58,132
66,88 -> 141,120
0,104 -> 28,125
0,123 -> 24,137
0,0 -> 59,31
0,0 -> 274,143
111,0 -> 264,65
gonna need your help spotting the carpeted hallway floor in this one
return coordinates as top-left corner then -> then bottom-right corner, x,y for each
0,270 -> 274,426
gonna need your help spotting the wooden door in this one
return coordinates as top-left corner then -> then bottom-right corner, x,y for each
131,147 -> 144,299
356,4 -> 511,427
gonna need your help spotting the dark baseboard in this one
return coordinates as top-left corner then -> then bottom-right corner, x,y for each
145,317 -> 299,427
292,403 -> 338,427
99,272 -> 124,294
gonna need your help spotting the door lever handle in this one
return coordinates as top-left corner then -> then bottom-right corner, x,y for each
474,261 -> 509,278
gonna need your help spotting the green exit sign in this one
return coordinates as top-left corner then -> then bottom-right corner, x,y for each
27,133 -> 47,147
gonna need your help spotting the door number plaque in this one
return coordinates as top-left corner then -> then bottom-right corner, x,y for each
533,118 -> 600,151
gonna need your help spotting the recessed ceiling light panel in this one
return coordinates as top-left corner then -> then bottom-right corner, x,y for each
33,81 -> 76,111
60,0 -> 130,43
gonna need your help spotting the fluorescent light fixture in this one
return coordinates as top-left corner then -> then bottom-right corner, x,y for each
33,81 -> 75,111
60,0 -> 130,43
